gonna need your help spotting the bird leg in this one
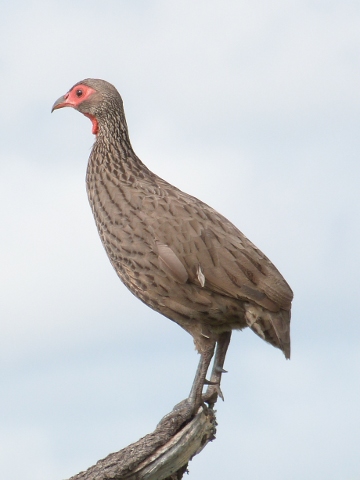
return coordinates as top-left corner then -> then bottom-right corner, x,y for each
158,333 -> 231,429
203,331 -> 232,407
188,342 -> 216,408
158,342 -> 215,427
157,334 -> 230,429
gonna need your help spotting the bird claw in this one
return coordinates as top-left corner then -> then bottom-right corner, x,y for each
215,366 -> 228,374
216,384 -> 225,402
203,378 -> 217,385
203,384 -> 224,404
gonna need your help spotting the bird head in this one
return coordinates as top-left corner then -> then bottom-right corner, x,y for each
52,79 -> 123,135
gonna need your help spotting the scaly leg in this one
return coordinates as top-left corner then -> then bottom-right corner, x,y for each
203,331 -> 232,407
188,342 -> 216,408
158,335 -> 230,428
158,341 -> 216,427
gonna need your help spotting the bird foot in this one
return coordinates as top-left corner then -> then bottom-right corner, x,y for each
157,398 -> 199,429
203,378 -> 218,386
202,383 -> 224,406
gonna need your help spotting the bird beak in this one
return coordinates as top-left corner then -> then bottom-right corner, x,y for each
51,94 -> 72,112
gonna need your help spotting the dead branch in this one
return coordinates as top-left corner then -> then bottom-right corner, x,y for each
65,403 -> 217,480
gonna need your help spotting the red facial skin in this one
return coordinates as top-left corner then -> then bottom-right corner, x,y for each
83,112 -> 99,135
52,84 -> 99,135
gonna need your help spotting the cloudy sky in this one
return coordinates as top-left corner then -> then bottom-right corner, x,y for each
1,1 -> 359,479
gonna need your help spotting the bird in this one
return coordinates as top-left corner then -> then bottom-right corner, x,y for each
52,79 -> 293,412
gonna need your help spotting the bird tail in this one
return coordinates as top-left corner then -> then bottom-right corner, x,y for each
244,303 -> 291,359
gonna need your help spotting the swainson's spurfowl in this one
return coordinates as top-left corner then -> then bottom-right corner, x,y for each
52,79 -> 293,411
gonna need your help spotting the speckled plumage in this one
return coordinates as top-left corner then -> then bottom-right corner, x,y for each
65,78 -> 293,359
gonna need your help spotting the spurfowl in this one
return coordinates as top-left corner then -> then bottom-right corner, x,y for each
52,79 -> 293,411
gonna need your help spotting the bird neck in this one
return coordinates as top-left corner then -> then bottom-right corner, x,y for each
88,113 -> 155,183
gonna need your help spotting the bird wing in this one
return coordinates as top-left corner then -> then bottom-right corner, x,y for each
142,184 -> 293,313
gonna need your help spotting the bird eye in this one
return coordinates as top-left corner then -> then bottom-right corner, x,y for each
76,89 -> 83,97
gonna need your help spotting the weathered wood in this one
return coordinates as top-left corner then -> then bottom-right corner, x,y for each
66,405 -> 217,480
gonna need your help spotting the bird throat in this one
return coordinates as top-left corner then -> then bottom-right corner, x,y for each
83,113 -> 99,135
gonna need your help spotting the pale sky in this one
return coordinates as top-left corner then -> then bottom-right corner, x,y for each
1,1 -> 360,479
